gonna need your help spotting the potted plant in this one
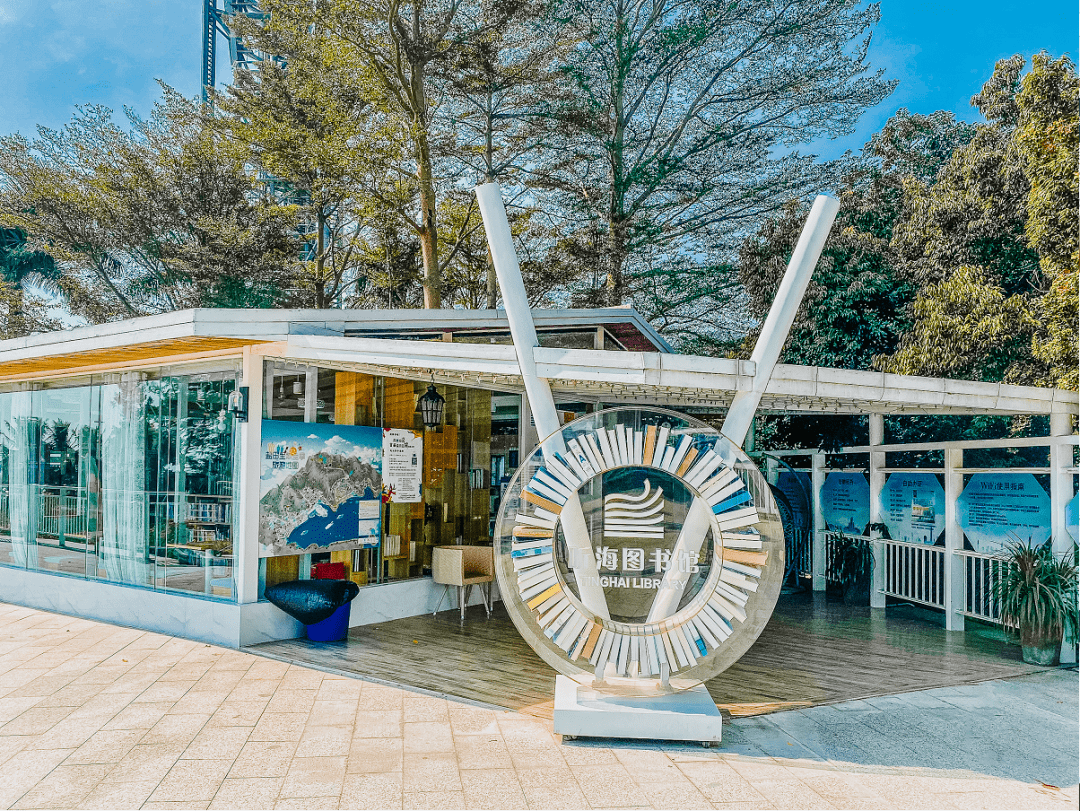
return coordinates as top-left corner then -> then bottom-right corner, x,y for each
994,539 -> 1078,666
826,531 -> 874,605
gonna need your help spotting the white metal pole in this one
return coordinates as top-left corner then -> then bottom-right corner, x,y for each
236,346 -> 263,605
475,182 -> 609,618
868,414 -> 886,609
943,446 -> 965,632
811,452 -> 826,592
1049,412 -> 1076,664
651,195 -> 839,620
1049,412 -> 1074,558
720,195 -> 840,451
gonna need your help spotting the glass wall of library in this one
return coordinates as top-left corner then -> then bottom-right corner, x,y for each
493,406 -> 785,695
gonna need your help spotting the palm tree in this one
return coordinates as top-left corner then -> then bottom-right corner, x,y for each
1,226 -> 59,337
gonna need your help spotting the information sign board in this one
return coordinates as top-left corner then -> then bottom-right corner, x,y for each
820,472 -> 870,535
957,473 -> 1051,553
382,428 -> 423,503
774,470 -> 812,532
258,421 -> 383,557
1067,493 -> 1079,544
881,472 -> 943,545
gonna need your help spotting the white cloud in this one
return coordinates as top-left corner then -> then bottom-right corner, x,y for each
45,30 -> 86,64
323,434 -> 381,466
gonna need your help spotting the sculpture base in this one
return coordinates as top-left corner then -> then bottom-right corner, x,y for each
553,675 -> 722,745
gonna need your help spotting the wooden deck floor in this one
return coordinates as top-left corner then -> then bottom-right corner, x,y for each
248,592 -> 1042,720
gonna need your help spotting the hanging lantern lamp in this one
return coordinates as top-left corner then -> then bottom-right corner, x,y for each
418,381 -> 445,429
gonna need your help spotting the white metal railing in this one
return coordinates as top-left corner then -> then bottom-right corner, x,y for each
958,549 -> 1006,623
883,540 -> 946,609
824,533 -> 874,586
38,492 -> 89,539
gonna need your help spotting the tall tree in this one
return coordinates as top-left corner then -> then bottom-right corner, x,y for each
740,108 -> 975,451
218,21 -> 383,308
443,0 -> 573,306
1015,54 -> 1079,390
315,0 -> 536,308
880,54 -> 1078,389
737,109 -> 973,370
0,90 -> 299,323
540,0 -> 894,339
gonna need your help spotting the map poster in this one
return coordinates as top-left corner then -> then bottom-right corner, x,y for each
820,472 -> 871,535
775,470 -> 812,532
383,428 -> 423,503
258,420 -> 383,557
881,472 -> 944,545
957,473 -> 1051,553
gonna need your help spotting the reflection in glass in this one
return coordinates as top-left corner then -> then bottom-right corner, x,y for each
7,390 -> 38,568
100,375 -> 151,587
0,367 -> 238,601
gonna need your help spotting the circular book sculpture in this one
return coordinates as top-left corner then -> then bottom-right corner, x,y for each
265,579 -> 360,626
494,407 -> 784,692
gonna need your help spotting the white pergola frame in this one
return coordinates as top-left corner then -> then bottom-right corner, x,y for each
1,307 -> 1077,649
769,422 -> 1078,650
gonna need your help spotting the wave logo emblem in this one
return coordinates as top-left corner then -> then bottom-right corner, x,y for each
603,480 -> 665,540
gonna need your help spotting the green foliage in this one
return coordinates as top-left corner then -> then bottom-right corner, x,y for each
883,265 -> 1036,382
0,89 -> 300,324
994,538 -> 1078,649
881,54 -> 1078,389
739,199 -> 914,370
743,54 -> 1076,403
0,227 -> 60,338
1014,54 -> 1079,390
738,109 -> 973,377
825,530 -> 874,593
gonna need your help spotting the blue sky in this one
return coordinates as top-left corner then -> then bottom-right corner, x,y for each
0,1 -> 1076,157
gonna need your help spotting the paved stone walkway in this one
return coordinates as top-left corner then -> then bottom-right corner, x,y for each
0,603 -> 1076,810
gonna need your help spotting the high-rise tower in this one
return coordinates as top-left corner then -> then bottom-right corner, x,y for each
202,1 -> 266,99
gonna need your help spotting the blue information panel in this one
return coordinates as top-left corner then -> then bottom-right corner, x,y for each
820,472 -> 870,535
957,473 -> 1051,554
774,470 -> 812,532
881,472 -> 944,545
1067,493 -> 1079,545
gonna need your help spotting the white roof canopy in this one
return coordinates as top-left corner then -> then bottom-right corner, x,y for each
1,308 -> 1075,417
263,335 -> 1077,416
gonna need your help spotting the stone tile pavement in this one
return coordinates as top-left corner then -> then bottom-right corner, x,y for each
0,602 -> 1076,810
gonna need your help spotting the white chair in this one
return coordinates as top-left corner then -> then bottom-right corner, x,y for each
432,545 -> 494,622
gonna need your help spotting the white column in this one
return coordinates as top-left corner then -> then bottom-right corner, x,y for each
868,414 -> 886,609
236,347 -> 263,604
1049,412 -> 1074,559
1049,412 -> 1076,664
811,452 -> 826,591
943,446 -> 965,632
304,366 -> 318,423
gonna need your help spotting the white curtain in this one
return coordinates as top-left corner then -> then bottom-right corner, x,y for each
8,390 -> 38,568
101,375 -> 150,585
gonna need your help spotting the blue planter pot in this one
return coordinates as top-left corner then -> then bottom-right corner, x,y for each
306,602 -> 352,642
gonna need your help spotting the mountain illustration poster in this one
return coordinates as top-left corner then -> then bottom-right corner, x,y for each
258,420 -> 383,558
